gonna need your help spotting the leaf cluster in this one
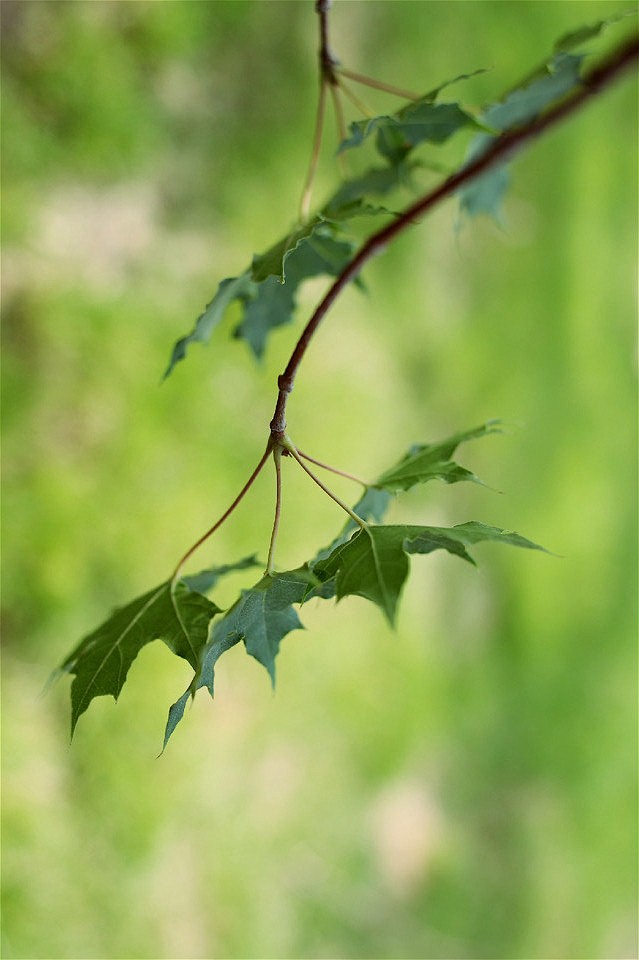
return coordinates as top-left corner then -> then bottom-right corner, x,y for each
55,424 -> 546,748
164,22 -> 622,373
53,15 -> 634,746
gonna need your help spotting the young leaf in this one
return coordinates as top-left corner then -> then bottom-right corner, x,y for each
404,521 -> 549,559
372,421 -> 501,492
57,580 -> 221,736
554,14 -> 629,53
235,226 -> 358,357
210,572 -> 308,684
164,273 -> 255,378
232,275 -> 297,358
314,522 -> 547,626
321,164 -> 413,220
309,423 -> 500,569
167,220 -> 360,367
459,52 -> 584,221
314,526 -> 410,625
339,98 -> 481,164
162,567 -> 320,747
180,554 -> 261,594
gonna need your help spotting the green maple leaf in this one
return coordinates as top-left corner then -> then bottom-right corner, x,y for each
554,16 -> 627,52
211,570 -> 312,683
237,227 -> 358,356
373,421 -> 501,492
459,49 -> 586,221
321,163 -> 414,220
166,221 -> 358,368
164,273 -> 255,378
56,580 -> 221,736
162,567 -> 320,748
340,99 -> 481,164
314,525 -> 410,625
314,522 -> 546,626
181,554 -> 260,594
232,275 -> 297,358
251,220 -> 356,285
310,422 -> 501,571
55,557 -> 260,736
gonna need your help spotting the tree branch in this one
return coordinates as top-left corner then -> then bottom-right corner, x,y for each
316,0 -> 338,85
270,34 -> 638,437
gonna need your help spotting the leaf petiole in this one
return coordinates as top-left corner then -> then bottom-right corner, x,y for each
171,441 -> 273,583
266,446 -> 284,575
299,77 -> 328,223
296,448 -> 367,487
336,77 -> 375,119
337,67 -> 421,102
329,83 -> 348,176
282,437 -> 368,530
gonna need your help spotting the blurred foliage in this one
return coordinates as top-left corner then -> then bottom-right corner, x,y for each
1,2 -> 637,959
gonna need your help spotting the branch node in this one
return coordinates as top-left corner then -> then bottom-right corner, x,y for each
277,375 -> 293,394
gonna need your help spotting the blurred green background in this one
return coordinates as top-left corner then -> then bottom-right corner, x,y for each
1,2 -> 637,958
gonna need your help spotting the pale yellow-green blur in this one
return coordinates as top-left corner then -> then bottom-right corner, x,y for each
2,2 -> 636,958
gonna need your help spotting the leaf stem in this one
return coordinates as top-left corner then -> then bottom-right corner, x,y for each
299,77 -> 328,223
296,448 -> 367,487
284,438 -> 367,529
172,441 -> 273,581
336,77 -> 375,118
329,82 -> 348,177
270,35 -> 638,436
266,446 -> 283,575
337,67 -> 421,101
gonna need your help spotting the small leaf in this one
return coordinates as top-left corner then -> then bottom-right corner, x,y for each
57,580 -> 221,736
459,52 -> 584,221
404,520 -> 548,560
321,164 -> 414,219
314,526 -> 410,626
164,273 -> 255,378
251,220 -> 356,285
212,570 -> 316,683
251,221 -> 322,284
340,99 -> 481,163
373,421 -> 501,492
483,53 -> 584,132
315,521 -> 547,626
181,554 -> 261,594
162,568 -> 319,747
233,275 -> 297,358
234,223 -> 358,357
554,14 -> 629,52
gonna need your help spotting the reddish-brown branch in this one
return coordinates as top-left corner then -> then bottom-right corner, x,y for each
316,0 -> 338,85
270,34 -> 638,436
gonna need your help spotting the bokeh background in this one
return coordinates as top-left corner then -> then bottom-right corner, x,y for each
2,2 -> 637,958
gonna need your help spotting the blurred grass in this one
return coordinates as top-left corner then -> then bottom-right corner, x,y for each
1,2 -> 637,959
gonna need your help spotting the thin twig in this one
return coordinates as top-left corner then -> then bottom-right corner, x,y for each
338,66 -> 420,101
329,81 -> 348,177
286,442 -> 367,528
266,447 -> 283,575
336,77 -> 375,118
172,442 -> 273,580
299,78 -> 328,223
296,449 -> 367,487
